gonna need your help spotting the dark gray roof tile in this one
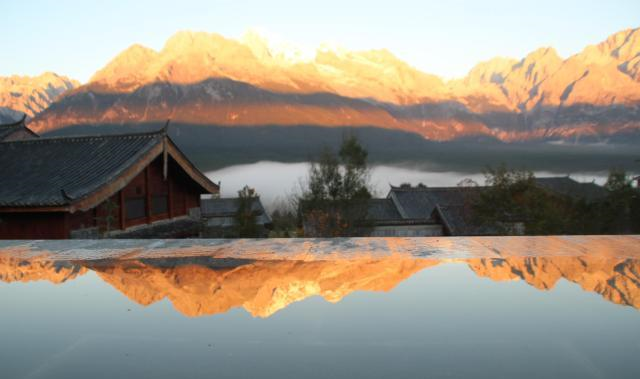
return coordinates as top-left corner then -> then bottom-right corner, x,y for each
433,205 -> 499,236
201,197 -> 272,225
535,177 -> 607,201
389,186 -> 483,219
0,127 -> 15,140
0,132 -> 162,207
366,198 -> 402,221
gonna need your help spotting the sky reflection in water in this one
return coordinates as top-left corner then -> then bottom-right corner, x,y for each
1,237 -> 639,379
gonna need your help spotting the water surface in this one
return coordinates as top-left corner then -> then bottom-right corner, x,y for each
1,237 -> 639,379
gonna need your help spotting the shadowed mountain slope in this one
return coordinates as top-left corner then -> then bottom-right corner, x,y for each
9,27 -> 640,143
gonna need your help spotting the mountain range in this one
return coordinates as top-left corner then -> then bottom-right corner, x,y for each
2,255 -> 638,317
0,72 -> 78,123
2,27 -> 640,143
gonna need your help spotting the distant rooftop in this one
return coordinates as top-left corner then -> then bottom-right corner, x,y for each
201,197 -> 272,227
380,176 -> 608,235
534,177 -> 608,201
366,198 -> 402,221
388,185 -> 483,220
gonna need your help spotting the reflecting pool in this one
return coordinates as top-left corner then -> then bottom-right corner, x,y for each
1,237 -> 639,378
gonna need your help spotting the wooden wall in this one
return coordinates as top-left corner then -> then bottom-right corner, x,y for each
101,157 -> 202,231
0,212 -> 67,239
117,157 -> 201,229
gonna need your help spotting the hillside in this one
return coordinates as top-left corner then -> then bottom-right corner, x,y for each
0,72 -> 78,120
11,27 -> 640,143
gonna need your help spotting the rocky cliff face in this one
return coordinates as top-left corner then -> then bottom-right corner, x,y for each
86,30 -> 449,105
19,27 -> 640,142
0,257 -> 86,284
0,72 -> 78,119
2,254 -> 638,315
89,257 -> 438,318
89,256 -> 639,316
468,256 -> 640,309
452,29 -> 640,110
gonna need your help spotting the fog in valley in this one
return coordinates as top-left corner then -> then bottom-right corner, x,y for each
206,161 -> 612,211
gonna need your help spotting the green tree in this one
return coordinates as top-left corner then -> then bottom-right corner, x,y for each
270,209 -> 298,237
299,135 -> 372,237
600,169 -> 639,233
234,185 -> 259,238
470,166 -> 640,235
473,166 -> 575,235
269,198 -> 299,237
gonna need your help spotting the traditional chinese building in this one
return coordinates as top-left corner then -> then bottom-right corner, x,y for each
200,197 -> 273,237
377,178 -> 607,236
307,177 -> 607,237
0,128 -> 219,239
364,198 -> 442,237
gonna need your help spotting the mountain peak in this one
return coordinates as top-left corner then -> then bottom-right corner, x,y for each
0,72 -> 78,117
525,47 -> 561,62
240,29 -> 272,59
513,46 -> 563,82
89,43 -> 159,90
24,26 -> 640,142
463,56 -> 519,85
601,27 -> 639,59
162,30 -> 229,53
241,29 -> 314,66
576,27 -> 639,67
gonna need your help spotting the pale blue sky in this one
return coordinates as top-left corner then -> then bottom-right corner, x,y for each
2,0 -> 639,83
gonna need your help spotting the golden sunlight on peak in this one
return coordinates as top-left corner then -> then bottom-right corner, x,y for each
2,248 -> 639,317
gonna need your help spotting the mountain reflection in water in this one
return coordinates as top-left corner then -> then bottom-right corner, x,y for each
1,244 -> 638,317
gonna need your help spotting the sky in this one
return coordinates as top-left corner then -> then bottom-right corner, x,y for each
2,0 -> 639,83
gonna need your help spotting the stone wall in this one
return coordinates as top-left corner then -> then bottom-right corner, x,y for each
368,224 -> 443,237
105,216 -> 202,239
201,224 -> 271,238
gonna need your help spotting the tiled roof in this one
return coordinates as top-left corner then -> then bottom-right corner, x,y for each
0,132 -> 161,207
388,186 -> 483,219
432,205 -> 499,236
201,197 -> 272,226
0,127 -> 15,140
0,114 -> 36,141
534,177 -> 608,202
0,129 -> 218,209
366,198 -> 402,221
388,177 -> 607,222
387,177 -> 607,235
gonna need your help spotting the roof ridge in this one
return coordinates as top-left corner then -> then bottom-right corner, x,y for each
535,176 -> 595,185
535,176 -> 573,180
391,186 -> 486,191
203,196 -> 263,201
0,126 -> 166,145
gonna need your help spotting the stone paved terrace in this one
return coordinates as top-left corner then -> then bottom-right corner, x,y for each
0,235 -> 638,261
